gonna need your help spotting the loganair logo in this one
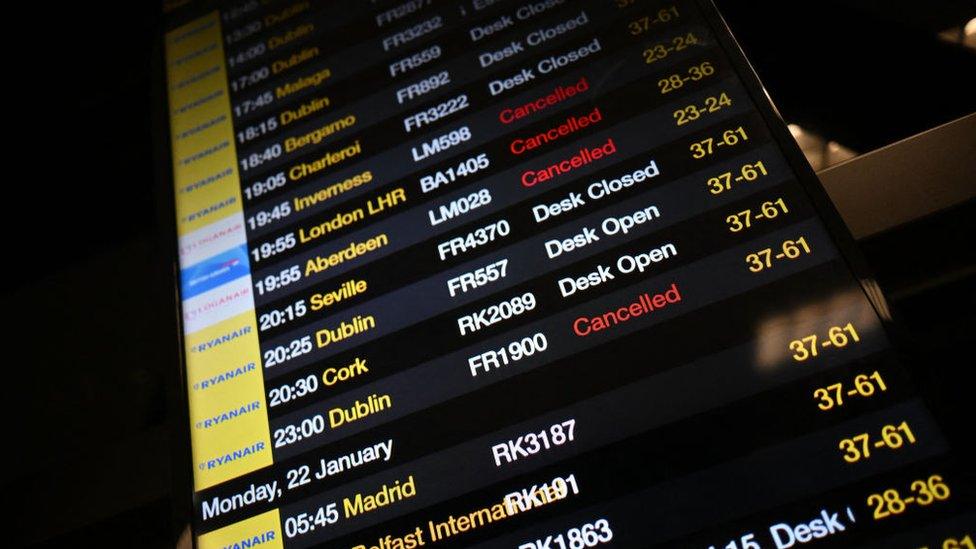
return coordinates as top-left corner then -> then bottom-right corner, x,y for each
192,362 -> 256,391
183,286 -> 251,321
181,196 -> 237,224
189,325 -> 251,354
179,219 -> 245,258
199,441 -> 265,471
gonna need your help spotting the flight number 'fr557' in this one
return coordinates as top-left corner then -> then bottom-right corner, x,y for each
447,259 -> 508,297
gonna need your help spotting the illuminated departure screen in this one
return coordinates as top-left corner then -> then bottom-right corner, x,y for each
163,1 -> 973,547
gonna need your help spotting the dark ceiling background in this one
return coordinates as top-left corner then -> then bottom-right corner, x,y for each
1,1 -> 973,547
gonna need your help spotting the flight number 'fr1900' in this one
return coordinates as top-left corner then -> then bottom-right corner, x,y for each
469,332 -> 548,377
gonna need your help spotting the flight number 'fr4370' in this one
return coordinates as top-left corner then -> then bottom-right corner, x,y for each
438,219 -> 510,260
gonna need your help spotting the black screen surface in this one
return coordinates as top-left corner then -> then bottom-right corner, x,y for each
162,1 -> 974,547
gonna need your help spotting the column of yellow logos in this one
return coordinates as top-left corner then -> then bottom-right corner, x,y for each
166,12 -> 282,549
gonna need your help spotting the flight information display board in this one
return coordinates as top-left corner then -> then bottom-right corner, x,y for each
162,1 -> 974,547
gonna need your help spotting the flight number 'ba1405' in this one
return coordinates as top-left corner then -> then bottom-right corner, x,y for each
420,153 -> 489,193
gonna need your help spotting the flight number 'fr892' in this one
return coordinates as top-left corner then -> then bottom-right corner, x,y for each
396,70 -> 450,104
